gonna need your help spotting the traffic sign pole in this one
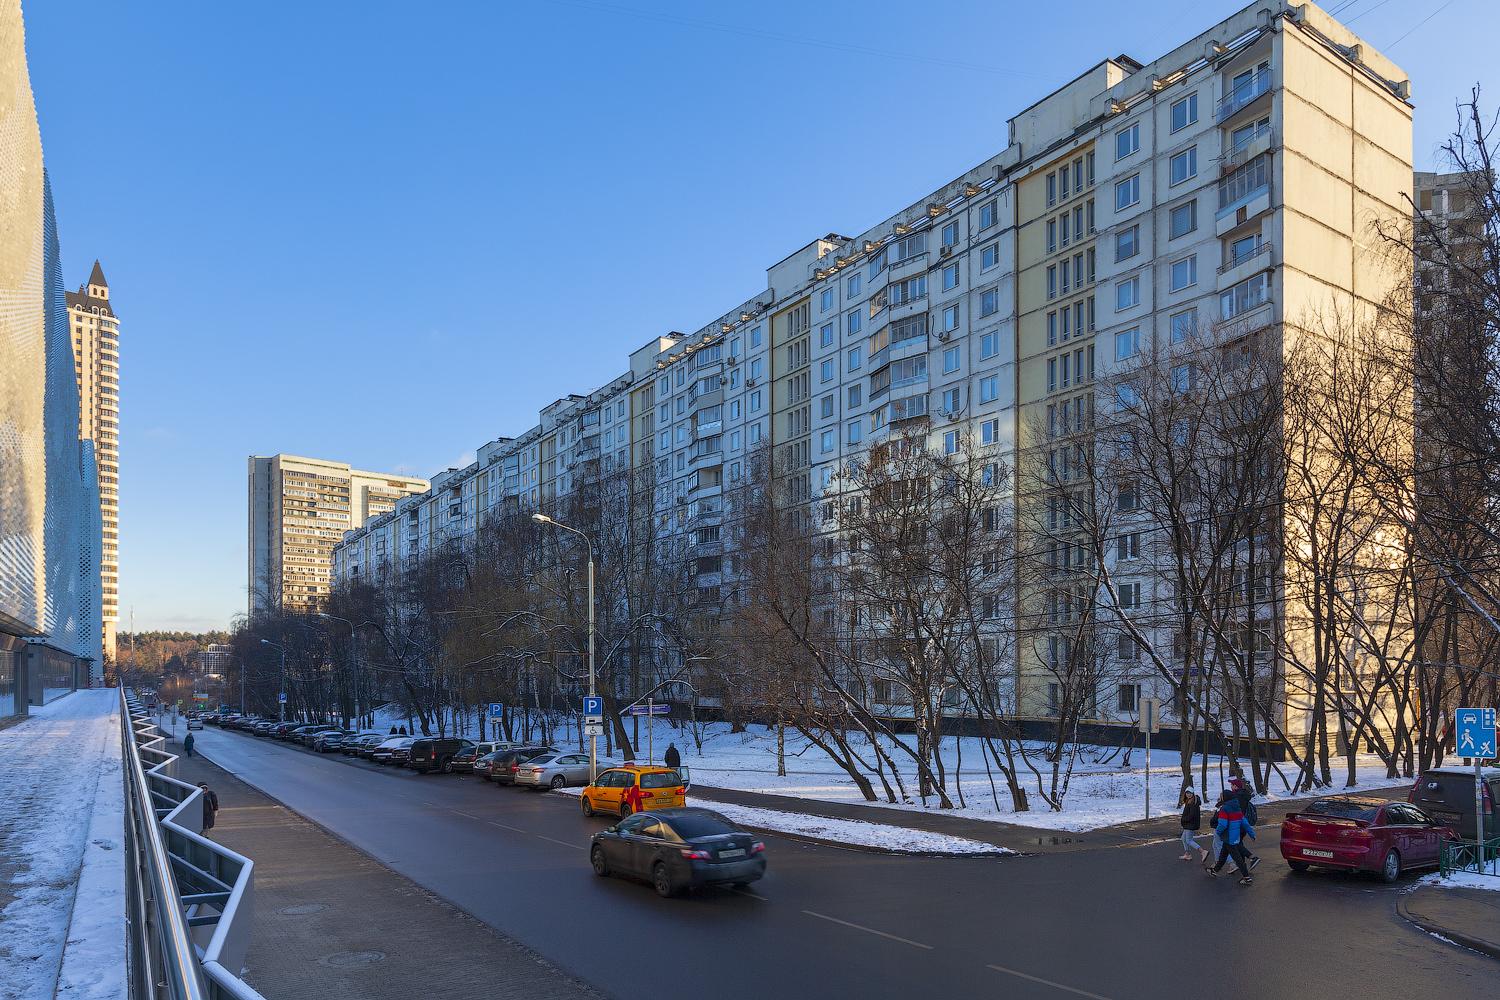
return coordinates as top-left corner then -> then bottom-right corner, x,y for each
1140,698 -> 1161,821
1455,708 -> 1496,872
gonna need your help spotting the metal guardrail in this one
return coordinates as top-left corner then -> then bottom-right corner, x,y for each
121,690 -> 266,999
1439,834 -> 1500,877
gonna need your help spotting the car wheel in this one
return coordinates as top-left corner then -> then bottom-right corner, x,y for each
581,797 -> 595,817
442,760 -> 453,774
1287,860 -> 1310,873
591,846 -> 609,877
621,801 -> 633,819
652,862 -> 677,898
551,775 -> 566,790
1380,849 -> 1401,883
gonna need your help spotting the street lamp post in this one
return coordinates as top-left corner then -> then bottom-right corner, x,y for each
532,513 -> 597,781
314,613 -> 369,728
260,639 -> 286,722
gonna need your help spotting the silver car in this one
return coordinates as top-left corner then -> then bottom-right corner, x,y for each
513,751 -> 593,790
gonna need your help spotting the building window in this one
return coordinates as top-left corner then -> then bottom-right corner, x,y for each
979,199 -> 998,229
821,430 -> 835,454
1115,122 -> 1140,160
1047,311 -> 1057,346
1117,531 -> 1140,560
942,304 -> 960,332
1047,219 -> 1057,254
820,394 -> 835,418
750,390 -> 762,412
981,418 -> 1000,445
944,430 -> 959,454
1047,265 -> 1057,300
943,346 -> 960,374
1169,147 -> 1197,186
1118,581 -> 1142,610
942,262 -> 959,291
980,331 -> 999,359
820,323 -> 835,348
1115,174 -> 1140,212
1170,92 -> 1198,132
1220,272 -> 1269,319
942,386 -> 962,413
1046,172 -> 1057,207
846,419 -> 862,444
941,221 -> 959,247
981,244 -> 1001,272
821,288 -> 835,312
848,346 -> 863,371
847,272 -> 862,296
1117,635 -> 1142,662
980,288 -> 999,317
750,326 -> 763,348
1170,309 -> 1196,344
979,375 -> 999,403
1115,277 -> 1139,311
750,422 -> 762,443
847,308 -> 863,335
893,232 -> 928,263
1114,327 -> 1140,361
1115,224 -> 1139,262
1170,255 -> 1197,292
821,358 -> 834,383
848,384 -> 862,408
1118,683 -> 1141,712
1169,200 -> 1197,240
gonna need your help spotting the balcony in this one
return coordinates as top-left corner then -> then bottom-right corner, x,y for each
1220,123 -> 1273,174
1216,67 -> 1270,123
1218,239 -> 1272,276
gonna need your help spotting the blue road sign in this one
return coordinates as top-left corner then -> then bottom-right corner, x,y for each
583,696 -> 604,717
277,692 -> 287,704
487,702 -> 505,720
1456,708 -> 1497,759
624,703 -> 671,717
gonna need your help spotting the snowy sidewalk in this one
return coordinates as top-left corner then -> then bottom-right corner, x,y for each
1400,874 -> 1500,959
0,689 -> 126,1000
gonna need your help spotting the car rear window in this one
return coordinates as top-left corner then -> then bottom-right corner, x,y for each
640,770 -> 682,789
1303,799 -> 1378,822
528,753 -> 561,765
664,813 -> 734,838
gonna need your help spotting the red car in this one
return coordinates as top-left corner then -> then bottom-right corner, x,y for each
1280,796 -> 1455,882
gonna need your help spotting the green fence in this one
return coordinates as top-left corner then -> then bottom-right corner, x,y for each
1439,836 -> 1500,877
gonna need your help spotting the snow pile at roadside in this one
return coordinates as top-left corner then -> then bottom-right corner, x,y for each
703,801 -> 1009,855
1421,870 -> 1500,892
0,690 -> 126,1000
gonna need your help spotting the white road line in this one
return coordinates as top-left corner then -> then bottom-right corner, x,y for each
800,910 -> 933,950
534,834 -> 587,850
484,818 -> 585,850
731,888 -> 767,901
487,820 -> 527,833
986,963 -> 1114,999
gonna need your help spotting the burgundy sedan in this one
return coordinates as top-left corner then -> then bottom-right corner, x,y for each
1280,796 -> 1455,882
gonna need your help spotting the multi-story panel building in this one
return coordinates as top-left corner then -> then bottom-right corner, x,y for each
67,260 -> 120,662
247,454 -> 427,615
334,1 -> 1415,738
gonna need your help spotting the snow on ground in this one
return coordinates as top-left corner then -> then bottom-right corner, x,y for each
0,689 -> 126,1000
1421,870 -> 1500,891
575,718 -> 1410,833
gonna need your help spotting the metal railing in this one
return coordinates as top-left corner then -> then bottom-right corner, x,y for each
1439,834 -> 1500,877
1216,67 -> 1270,123
122,691 -> 265,1000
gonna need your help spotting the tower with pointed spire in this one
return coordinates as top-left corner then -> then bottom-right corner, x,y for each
66,260 -> 119,663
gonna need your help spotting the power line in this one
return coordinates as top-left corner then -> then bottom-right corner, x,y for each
1386,0 -> 1459,49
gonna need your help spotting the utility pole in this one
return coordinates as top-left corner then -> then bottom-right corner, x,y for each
532,513 -> 597,781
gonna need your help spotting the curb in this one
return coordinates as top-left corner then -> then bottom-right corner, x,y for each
1396,891 -> 1500,960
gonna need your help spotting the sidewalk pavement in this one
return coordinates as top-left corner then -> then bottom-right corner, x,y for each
0,689 -> 125,1000
690,782 -> 1407,855
170,749 -> 600,1000
1399,881 -> 1500,959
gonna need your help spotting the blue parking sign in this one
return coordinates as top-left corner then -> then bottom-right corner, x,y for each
583,696 -> 603,717
1456,708 -> 1497,759
487,702 -> 505,720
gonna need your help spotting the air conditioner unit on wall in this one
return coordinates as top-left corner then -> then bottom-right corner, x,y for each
939,246 -> 952,259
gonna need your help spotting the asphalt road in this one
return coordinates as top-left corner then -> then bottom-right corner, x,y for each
193,727 -> 1495,1000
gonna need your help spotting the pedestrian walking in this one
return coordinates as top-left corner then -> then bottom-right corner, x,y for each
198,782 -> 219,832
1208,789 -> 1228,863
1229,777 -> 1261,870
183,732 -> 195,757
1178,788 -> 1208,862
1206,798 -> 1255,885
663,742 -> 681,769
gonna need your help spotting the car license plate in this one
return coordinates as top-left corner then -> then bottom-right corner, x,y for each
719,848 -> 745,859
1302,848 -> 1334,859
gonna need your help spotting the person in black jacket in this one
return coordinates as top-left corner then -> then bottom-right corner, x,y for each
198,782 -> 220,832
664,742 -> 682,769
1229,777 -> 1261,870
1178,788 -> 1207,862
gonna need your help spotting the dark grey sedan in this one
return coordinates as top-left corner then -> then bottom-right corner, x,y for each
590,808 -> 766,897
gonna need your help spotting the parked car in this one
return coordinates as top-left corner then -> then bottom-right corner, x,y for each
473,751 -> 503,780
490,747 -> 558,786
252,721 -> 279,737
388,741 -> 416,767
372,737 -> 416,766
449,742 -> 524,773
580,765 -> 689,818
186,717 -> 203,731
313,730 -> 357,752
590,807 -> 765,897
349,734 -> 388,757
1280,796 -> 1455,882
296,725 -> 340,746
408,737 -> 476,774
1408,766 -> 1500,842
514,751 -> 593,790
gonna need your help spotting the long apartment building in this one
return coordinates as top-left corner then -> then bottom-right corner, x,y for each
334,1 -> 1413,733
248,454 -> 428,616
67,260 -> 120,662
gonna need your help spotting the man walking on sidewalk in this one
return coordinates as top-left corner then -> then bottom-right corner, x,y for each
198,782 -> 219,832
183,732 -> 195,757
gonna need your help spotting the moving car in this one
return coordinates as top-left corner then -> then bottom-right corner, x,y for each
513,751 -> 593,790
1407,766 -> 1500,841
186,717 -> 203,731
408,737 -> 476,774
590,808 -> 765,897
580,765 -> 689,818
490,746 -> 558,786
1280,796 -> 1455,882
371,737 -> 415,765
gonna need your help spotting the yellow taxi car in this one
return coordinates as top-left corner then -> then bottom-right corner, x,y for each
580,764 -> 688,818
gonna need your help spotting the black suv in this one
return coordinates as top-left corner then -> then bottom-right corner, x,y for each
408,737 -> 476,774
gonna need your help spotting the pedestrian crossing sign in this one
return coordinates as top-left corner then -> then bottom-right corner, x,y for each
1455,708 -> 1497,759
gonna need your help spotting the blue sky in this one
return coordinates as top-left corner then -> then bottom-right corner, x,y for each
23,0 -> 1496,632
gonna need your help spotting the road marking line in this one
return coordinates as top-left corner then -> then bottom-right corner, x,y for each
986,964 -> 1113,999
534,834 -> 587,850
484,819 -> 585,850
731,888 -> 767,901
800,910 -> 932,950
487,820 -> 527,833
452,810 -> 483,821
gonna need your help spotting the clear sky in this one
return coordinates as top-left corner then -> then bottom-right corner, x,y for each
22,0 -> 1496,632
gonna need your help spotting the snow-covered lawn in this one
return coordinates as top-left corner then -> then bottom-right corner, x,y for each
1421,870 -> 1500,891
0,690 -> 126,1000
570,718 -> 1409,833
